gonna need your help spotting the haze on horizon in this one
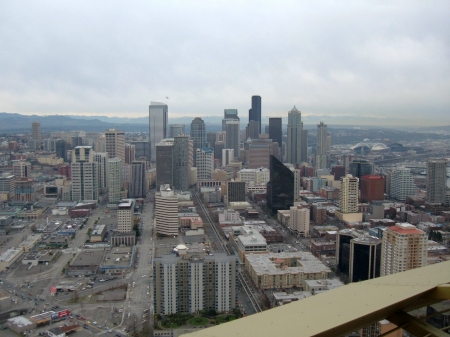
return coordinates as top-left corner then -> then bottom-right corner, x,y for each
1,1 -> 449,126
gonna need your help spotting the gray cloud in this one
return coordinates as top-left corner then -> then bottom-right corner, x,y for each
1,1 -> 449,125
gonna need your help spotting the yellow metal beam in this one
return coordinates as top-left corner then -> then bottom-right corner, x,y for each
182,261 -> 450,337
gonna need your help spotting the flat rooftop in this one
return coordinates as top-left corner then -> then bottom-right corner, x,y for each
71,249 -> 105,266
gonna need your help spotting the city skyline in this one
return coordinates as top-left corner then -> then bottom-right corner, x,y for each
1,2 -> 449,126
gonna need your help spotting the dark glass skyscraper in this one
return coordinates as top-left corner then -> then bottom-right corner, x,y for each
56,139 -> 67,162
268,117 -> 282,149
267,155 -> 294,213
249,95 -> 261,134
349,159 -> 373,182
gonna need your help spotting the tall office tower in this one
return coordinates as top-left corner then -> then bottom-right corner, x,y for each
56,139 -> 68,162
32,122 -> 41,142
12,161 -> 31,178
349,159 -> 373,181
156,139 -> 174,190
108,157 -> 122,203
214,131 -> 226,160
43,138 -> 57,152
268,117 -> 282,150
286,106 -> 303,165
246,138 -> 277,169
71,136 -> 84,148
196,148 -> 214,180
0,174 -> 15,199
71,146 -> 98,201
246,120 -> 260,140
93,152 -> 109,194
131,141 -> 151,161
170,124 -> 185,138
124,144 -> 135,164
389,167 -> 415,201
117,199 -> 135,233
249,95 -> 262,134
104,129 -> 125,163
190,117 -> 206,152
331,165 -> 346,181
360,175 -> 385,203
155,184 -> 179,236
222,149 -> 234,167
227,180 -> 246,202
225,120 -> 240,158
173,135 -> 191,191
130,161 -> 147,198
326,133 -> 331,152
267,155 -> 294,213
149,101 -> 169,161
301,129 -> 308,163
206,132 -> 216,149
153,253 -> 238,314
316,122 -> 328,169
426,158 -> 447,204
380,223 -> 427,276
289,205 -> 310,237
121,164 -> 132,192
222,109 -> 239,131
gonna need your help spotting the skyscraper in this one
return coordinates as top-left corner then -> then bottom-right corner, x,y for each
108,157 -> 122,203
249,95 -> 261,134
30,122 -> 42,150
267,155 -> 294,213
225,120 -> 240,158
104,129 -> 125,163
380,223 -> 427,276
316,122 -> 328,169
360,175 -> 385,203
12,161 -> 31,178
56,139 -> 68,162
246,120 -> 260,140
196,148 -> 214,180
286,106 -> 303,165
170,124 -> 185,138
156,139 -> 174,190
426,158 -> 447,204
336,174 -> 362,222
349,159 -> 373,180
93,152 -> 109,194
130,161 -> 147,198
268,117 -> 282,151
173,135 -> 191,191
190,117 -> 206,152
222,109 -> 239,131
124,144 -> 135,164
389,167 -> 415,201
149,101 -> 169,161
155,184 -> 179,236
71,146 -> 98,201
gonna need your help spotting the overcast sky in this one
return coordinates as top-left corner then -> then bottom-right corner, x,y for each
1,1 -> 449,125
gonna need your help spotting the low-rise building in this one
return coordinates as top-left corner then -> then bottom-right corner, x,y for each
19,234 -> 42,252
66,249 -> 105,276
0,247 -> 23,271
100,246 -> 136,275
235,226 -> 268,262
245,251 -> 331,290
111,231 -> 136,246
90,224 -> 107,242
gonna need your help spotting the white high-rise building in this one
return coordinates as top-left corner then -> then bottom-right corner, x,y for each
222,149 -> 234,167
339,174 -> 359,213
390,167 -> 415,201
71,146 -> 98,201
149,102 -> 168,161
155,184 -> 179,236
104,129 -> 125,163
380,223 -> 427,276
289,205 -> 310,237
196,148 -> 214,180
108,157 -> 122,203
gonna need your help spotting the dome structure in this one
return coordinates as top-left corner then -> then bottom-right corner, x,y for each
371,143 -> 389,151
351,142 -> 371,155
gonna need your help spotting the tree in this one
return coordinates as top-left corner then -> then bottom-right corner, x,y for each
30,224 -> 37,233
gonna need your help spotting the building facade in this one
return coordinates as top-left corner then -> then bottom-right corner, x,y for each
108,157 -> 122,203
117,199 -> 135,233
104,129 -> 125,163
316,122 -> 328,169
155,185 -> 179,236
71,146 -> 98,201
426,158 -> 447,204
149,102 -> 169,161
286,106 -> 303,165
